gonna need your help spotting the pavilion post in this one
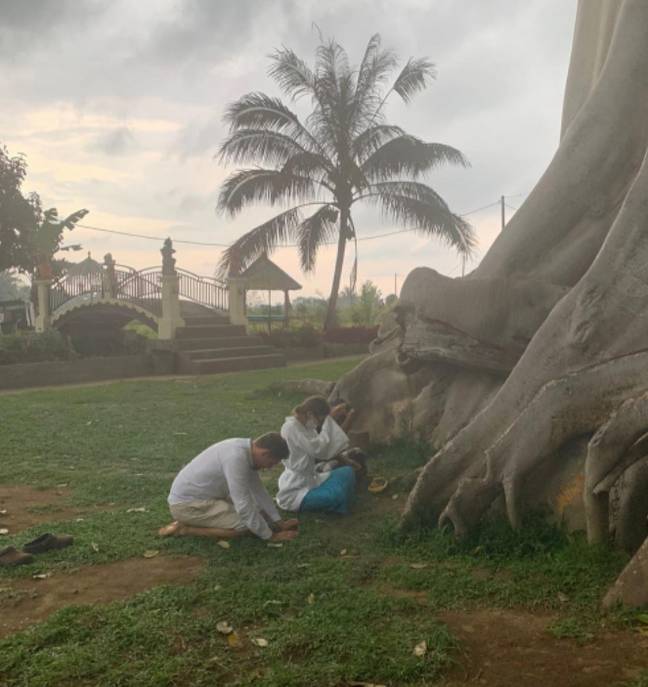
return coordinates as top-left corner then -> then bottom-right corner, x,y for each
227,276 -> 248,330
284,289 -> 290,329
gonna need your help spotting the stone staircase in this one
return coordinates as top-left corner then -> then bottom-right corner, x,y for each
175,311 -> 286,375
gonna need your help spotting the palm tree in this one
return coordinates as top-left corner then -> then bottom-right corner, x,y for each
217,34 -> 474,330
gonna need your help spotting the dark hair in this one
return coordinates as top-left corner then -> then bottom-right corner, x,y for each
293,395 -> 330,420
254,432 -> 289,460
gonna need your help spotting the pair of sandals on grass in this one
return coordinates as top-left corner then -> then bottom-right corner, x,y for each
0,533 -> 74,567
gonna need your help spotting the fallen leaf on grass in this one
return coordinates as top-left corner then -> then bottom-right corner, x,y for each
0,509 -> 7,516
251,637 -> 269,647
557,592 -> 569,603
216,621 -> 233,635
267,542 -> 283,548
263,599 -> 282,608
340,549 -> 348,556
413,640 -> 427,657
392,493 -> 400,501
127,507 -> 147,513
227,631 -> 242,648
90,542 -> 100,552
217,540 -> 231,549
75,518 -> 85,522
0,529 -> 8,535
213,584 -> 222,592
297,563 -> 310,568
410,563 -> 429,570
307,593 -> 316,605
368,478 -> 388,494
33,573 -> 52,580
143,550 -> 159,559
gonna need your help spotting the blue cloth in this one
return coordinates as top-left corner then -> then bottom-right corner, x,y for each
299,466 -> 356,515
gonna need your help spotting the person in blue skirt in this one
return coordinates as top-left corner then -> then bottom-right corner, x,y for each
276,396 -> 364,515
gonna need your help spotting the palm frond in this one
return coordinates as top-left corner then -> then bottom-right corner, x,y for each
309,39 -> 354,159
352,34 -> 397,130
217,169 -> 318,216
59,209 -> 89,229
218,129 -> 315,166
217,206 -> 307,277
392,57 -> 437,104
223,92 -> 326,158
224,92 -> 300,131
361,136 -> 468,180
351,124 -> 404,162
268,48 -> 316,100
361,183 -> 475,255
297,204 -> 339,272
359,180 -> 447,203
281,151 -> 333,183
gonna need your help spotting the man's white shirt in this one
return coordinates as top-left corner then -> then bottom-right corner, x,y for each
168,438 -> 281,540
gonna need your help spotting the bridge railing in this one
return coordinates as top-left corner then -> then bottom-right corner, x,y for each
116,266 -> 163,302
177,268 -> 229,312
50,272 -> 104,312
49,264 -> 229,315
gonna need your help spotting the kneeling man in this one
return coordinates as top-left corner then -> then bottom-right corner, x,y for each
159,432 -> 298,543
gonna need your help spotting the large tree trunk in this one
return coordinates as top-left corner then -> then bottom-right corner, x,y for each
332,0 -> 648,552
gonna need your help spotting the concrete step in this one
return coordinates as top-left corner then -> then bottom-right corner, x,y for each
179,302 -> 227,318
175,335 -> 264,351
190,353 -> 286,374
185,345 -> 277,361
175,324 -> 246,339
182,316 -> 229,326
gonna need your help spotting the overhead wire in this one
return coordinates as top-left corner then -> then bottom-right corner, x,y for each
76,197 -> 507,249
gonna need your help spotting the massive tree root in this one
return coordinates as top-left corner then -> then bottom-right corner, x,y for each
334,0 -> 648,553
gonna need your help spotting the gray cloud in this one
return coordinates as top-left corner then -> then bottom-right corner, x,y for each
0,0 -> 106,56
89,127 -> 138,156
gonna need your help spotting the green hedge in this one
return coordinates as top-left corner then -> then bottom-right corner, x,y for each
0,330 -> 77,365
258,325 -> 322,348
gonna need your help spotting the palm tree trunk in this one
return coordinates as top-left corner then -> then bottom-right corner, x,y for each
324,207 -> 349,331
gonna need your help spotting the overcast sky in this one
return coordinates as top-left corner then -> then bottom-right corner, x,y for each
1,0 -> 577,299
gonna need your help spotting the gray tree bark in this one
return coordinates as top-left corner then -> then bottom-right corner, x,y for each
332,0 -> 648,552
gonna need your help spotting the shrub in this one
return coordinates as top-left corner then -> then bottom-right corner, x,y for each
259,325 -> 322,348
0,330 -> 76,365
322,325 -> 378,344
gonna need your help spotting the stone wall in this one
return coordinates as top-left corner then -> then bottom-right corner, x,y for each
0,354 -> 161,391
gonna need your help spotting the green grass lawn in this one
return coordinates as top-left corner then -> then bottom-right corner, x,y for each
0,359 -> 642,686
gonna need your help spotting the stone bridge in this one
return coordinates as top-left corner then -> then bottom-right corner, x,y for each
32,240 -> 283,374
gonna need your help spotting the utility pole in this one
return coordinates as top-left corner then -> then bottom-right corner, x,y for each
394,273 -> 398,297
461,254 -> 466,277
501,195 -> 506,232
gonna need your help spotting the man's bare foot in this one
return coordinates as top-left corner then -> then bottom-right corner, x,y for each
158,521 -> 182,537
270,530 -> 298,542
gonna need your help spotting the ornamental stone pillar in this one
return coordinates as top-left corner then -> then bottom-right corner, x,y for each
34,279 -> 51,332
227,276 -> 248,330
103,253 -> 117,299
158,239 -> 184,340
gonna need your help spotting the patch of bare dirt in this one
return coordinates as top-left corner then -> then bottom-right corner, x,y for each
0,555 -> 205,638
0,485 -> 112,535
439,608 -> 648,687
